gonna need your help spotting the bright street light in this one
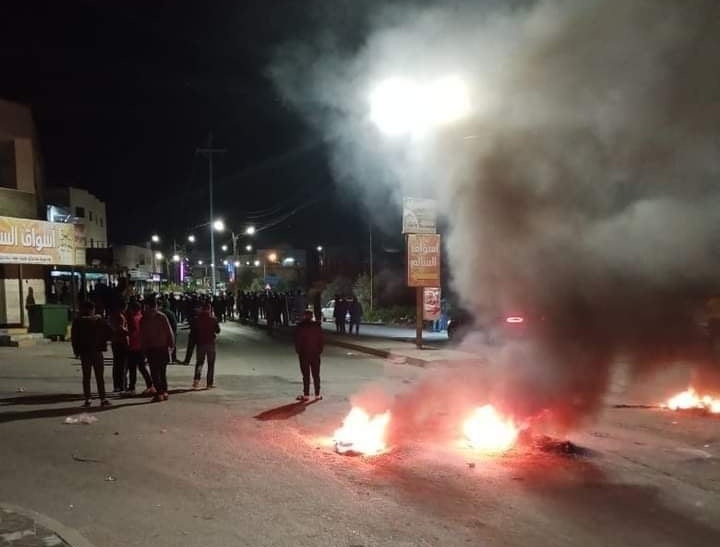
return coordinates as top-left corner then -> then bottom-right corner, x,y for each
198,260 -> 203,265
172,254 -> 180,262
253,260 -> 261,267
151,234 -> 160,243
369,75 -> 470,136
213,219 -> 225,232
245,244 -> 252,252
268,252 -> 277,262
221,244 -> 228,252
155,252 -> 163,260
223,260 -> 228,266
234,261 -> 240,267
316,245 -> 323,252
187,234 -> 196,243
245,226 -> 256,235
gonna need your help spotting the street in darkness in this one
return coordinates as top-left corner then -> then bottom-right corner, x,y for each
1,326 -> 719,547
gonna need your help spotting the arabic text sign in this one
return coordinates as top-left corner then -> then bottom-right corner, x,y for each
402,197 -> 437,234
0,215 -> 77,265
407,234 -> 441,287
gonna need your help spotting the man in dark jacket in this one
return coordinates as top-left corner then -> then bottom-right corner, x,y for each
192,301 -> 221,389
72,300 -> 112,407
160,296 -> 179,363
294,310 -> 324,401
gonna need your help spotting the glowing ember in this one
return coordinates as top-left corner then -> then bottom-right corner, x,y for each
334,407 -> 391,455
665,388 -> 720,414
463,404 -> 519,453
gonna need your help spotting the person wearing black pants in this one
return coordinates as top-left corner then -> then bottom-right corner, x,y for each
139,296 -> 175,402
294,310 -> 324,402
127,349 -> 153,393
109,301 -> 130,392
71,300 -> 112,407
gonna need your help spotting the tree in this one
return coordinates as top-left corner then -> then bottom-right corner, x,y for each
353,273 -> 372,313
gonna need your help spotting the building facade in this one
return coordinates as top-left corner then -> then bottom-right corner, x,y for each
46,186 -> 107,249
0,99 -> 46,326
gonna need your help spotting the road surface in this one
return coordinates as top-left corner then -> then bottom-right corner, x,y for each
1,323 -> 719,546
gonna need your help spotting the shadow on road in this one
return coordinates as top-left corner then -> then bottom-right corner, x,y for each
0,400 -> 155,424
254,402 -> 309,421
0,393 -> 87,406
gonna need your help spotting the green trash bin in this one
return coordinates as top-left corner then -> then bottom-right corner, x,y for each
28,304 -> 71,340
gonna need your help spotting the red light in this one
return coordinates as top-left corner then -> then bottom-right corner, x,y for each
505,316 -> 524,324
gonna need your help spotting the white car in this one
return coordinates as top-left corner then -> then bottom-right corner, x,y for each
321,300 -> 351,323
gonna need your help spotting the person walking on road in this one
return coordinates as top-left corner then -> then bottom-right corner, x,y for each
126,299 -> 154,395
349,296 -> 363,336
294,310 -> 324,402
192,301 -> 220,389
109,301 -> 130,392
182,296 -> 199,365
71,300 -> 112,407
140,296 -> 174,402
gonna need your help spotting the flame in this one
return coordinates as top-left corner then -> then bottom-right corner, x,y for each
463,404 -> 519,453
666,388 -> 720,413
334,407 -> 391,455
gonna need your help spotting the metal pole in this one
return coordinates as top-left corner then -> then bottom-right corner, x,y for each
18,264 -> 25,327
232,232 -> 239,306
416,286 -> 423,349
369,221 -> 374,311
209,148 -> 216,295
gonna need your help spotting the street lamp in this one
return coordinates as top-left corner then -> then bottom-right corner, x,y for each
198,260 -> 203,265
316,245 -> 323,252
253,260 -> 260,267
151,234 -> 160,243
213,219 -> 225,232
221,244 -> 228,252
172,254 -> 180,262
234,261 -> 240,267
155,252 -> 163,260
245,244 -> 252,252
245,226 -> 256,235
188,234 -> 196,243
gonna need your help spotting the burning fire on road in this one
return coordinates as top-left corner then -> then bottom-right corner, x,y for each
462,405 -> 519,454
333,407 -> 391,456
664,388 -> 720,414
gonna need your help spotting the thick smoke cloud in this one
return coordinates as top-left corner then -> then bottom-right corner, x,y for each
271,0 -> 720,431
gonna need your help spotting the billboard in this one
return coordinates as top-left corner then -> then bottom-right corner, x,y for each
423,287 -> 441,321
0,215 -> 79,265
407,234 -> 441,287
402,197 -> 437,234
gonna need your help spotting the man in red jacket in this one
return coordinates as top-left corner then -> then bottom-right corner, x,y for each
140,295 -> 175,402
193,301 -> 220,389
294,310 -> 324,402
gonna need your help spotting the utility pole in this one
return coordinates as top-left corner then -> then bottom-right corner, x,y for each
196,133 -> 226,295
369,221 -> 374,311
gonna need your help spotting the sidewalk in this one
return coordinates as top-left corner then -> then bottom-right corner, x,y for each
0,504 -> 95,547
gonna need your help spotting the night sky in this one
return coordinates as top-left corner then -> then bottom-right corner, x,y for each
0,0 -> 386,252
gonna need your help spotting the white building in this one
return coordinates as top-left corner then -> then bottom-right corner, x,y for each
46,186 -> 107,249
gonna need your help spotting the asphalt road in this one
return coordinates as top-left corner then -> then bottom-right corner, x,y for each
1,324 -> 719,547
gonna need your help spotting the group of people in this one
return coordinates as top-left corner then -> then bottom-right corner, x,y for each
71,293 -> 220,407
332,296 -> 363,336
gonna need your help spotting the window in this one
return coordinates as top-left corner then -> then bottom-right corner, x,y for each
0,140 -> 16,189
89,211 -> 93,221
75,206 -> 85,218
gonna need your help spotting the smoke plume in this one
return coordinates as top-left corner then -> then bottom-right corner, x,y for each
271,0 -> 720,431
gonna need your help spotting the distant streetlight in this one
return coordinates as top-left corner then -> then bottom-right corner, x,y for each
316,245 -> 323,252
245,226 -> 256,235
245,244 -> 252,252
198,260 -> 203,265
253,260 -> 260,267
155,252 -> 163,260
213,219 -> 225,232
223,260 -> 228,266
268,252 -> 277,262
151,234 -> 160,243
221,244 -> 228,252
234,261 -> 240,267
187,234 -> 196,243
172,254 -> 180,262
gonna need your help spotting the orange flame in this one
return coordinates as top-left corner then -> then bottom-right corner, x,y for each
463,404 -> 519,453
334,407 -> 391,455
665,388 -> 720,413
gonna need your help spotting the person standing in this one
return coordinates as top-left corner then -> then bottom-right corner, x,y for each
349,296 -> 363,336
140,296 -> 174,402
71,300 -> 112,407
294,310 -> 324,401
160,296 -> 179,363
192,301 -> 220,389
109,301 -> 130,392
313,290 -> 322,324
126,299 -> 154,395
182,296 -> 199,365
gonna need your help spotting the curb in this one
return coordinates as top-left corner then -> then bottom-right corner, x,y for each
0,503 -> 97,547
